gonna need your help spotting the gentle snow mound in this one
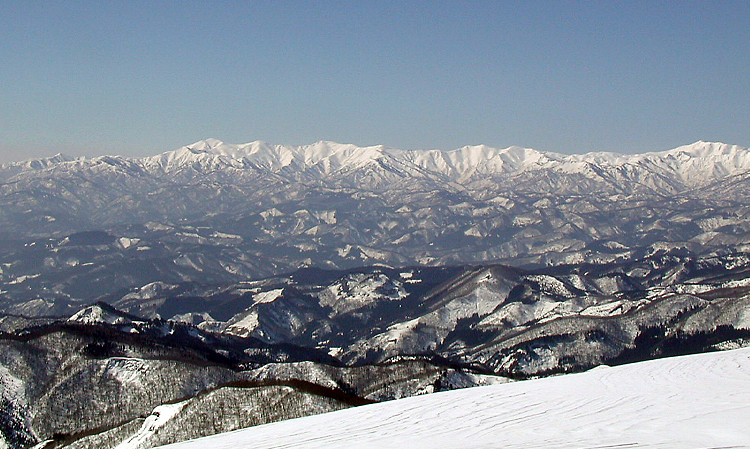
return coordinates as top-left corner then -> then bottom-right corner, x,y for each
158,347 -> 750,449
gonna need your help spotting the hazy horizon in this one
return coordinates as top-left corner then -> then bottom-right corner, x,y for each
1,1 -> 748,165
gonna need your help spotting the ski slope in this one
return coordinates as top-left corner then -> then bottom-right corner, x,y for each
159,347 -> 750,449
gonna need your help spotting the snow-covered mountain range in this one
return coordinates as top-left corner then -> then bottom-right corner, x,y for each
88,251 -> 750,375
4,249 -> 750,449
7,139 -> 749,188
3,140 -> 750,312
4,140 -> 750,449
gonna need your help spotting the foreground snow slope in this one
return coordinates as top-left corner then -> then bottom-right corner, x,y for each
160,347 -> 750,449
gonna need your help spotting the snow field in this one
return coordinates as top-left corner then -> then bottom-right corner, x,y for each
159,347 -> 750,449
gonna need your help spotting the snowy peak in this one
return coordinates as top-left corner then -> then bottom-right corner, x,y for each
660,141 -> 750,174
182,139 -> 277,161
5,139 -> 750,193
661,140 -> 744,157
0,153 -> 75,171
151,139 -> 750,186
68,302 -> 136,326
399,144 -> 551,181
301,141 -> 387,166
142,140 -> 247,172
622,141 -> 750,186
185,138 -> 227,152
449,144 -> 552,174
143,139 -> 389,174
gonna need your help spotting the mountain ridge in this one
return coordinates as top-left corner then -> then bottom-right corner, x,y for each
3,138 -> 750,300
4,140 -> 748,187
136,139 -> 750,185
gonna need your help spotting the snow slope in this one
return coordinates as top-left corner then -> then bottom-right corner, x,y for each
159,347 -> 750,449
115,402 -> 187,449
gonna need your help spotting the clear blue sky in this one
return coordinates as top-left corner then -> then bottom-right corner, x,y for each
1,1 -> 748,164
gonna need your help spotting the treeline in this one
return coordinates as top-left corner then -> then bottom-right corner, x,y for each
608,324 -> 750,366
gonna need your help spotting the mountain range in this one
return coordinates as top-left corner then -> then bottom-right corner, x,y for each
5,139 -> 750,194
3,139 -> 750,448
4,249 -> 750,449
3,140 -> 750,316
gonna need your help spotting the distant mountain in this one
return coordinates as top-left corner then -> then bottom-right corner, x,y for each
4,139 -> 749,195
4,140 -> 750,449
101,250 -> 750,376
2,140 -> 750,313
137,139 -> 750,186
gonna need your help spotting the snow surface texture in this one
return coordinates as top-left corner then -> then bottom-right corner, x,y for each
159,347 -> 750,449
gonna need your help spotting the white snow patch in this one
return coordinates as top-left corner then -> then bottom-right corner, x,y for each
318,273 -> 407,315
358,246 -> 391,260
735,308 -> 750,329
463,226 -> 483,237
602,240 -> 627,250
144,222 -> 173,232
671,283 -> 714,295
174,255 -> 203,272
7,274 -> 40,285
254,288 -> 284,304
104,358 -> 151,386
116,401 -> 187,449
259,208 -> 284,219
525,275 -> 574,297
579,299 -> 645,317
123,281 -> 179,300
337,244 -> 353,257
211,231 -> 242,240
226,311 -> 260,337
0,365 -> 25,403
118,237 -> 140,249
512,215 -> 540,226
721,277 -> 750,289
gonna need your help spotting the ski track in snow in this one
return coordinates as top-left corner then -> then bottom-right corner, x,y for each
159,347 -> 750,449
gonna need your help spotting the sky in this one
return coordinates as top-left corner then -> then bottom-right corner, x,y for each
1,1 -> 749,164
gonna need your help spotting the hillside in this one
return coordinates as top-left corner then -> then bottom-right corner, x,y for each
158,346 -> 750,449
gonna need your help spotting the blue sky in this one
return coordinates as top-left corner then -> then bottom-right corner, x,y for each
1,1 -> 748,163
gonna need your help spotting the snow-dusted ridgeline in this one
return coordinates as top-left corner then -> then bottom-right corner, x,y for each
158,347 -> 750,449
4,139 -> 750,189
4,139 -> 750,319
133,139 -> 750,188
